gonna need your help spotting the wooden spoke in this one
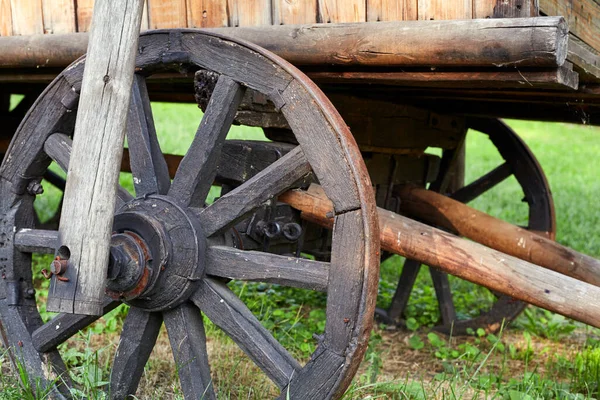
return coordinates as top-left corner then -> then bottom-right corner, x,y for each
169,75 -> 246,207
163,303 -> 215,400
44,133 -> 133,206
450,162 -> 512,204
430,269 -> 457,326
191,278 -> 301,389
31,299 -> 120,353
15,229 -> 59,254
197,146 -> 311,237
206,246 -> 329,292
387,259 -> 421,320
110,308 -> 162,400
43,170 -> 66,191
126,75 -> 171,196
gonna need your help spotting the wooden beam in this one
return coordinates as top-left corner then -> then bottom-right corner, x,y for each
279,186 -> 600,329
47,0 -> 145,315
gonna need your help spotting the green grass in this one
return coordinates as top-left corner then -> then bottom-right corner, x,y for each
2,94 -> 600,398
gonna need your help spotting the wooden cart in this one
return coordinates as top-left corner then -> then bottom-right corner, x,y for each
0,0 -> 599,398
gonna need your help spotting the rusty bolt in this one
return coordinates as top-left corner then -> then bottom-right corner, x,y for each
50,258 -> 68,276
26,181 -> 43,195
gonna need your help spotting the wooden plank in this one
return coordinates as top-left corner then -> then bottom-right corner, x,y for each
42,0 -> 76,34
75,0 -> 94,32
187,0 -> 228,27
148,0 -> 187,29
473,0 -> 495,18
568,35 -> 600,83
9,0 -> 44,35
46,0 -> 145,315
273,0 -> 317,24
418,0 -> 472,20
318,0 -> 366,22
540,0 -> 600,56
367,0 -> 417,21
0,0 -> 13,36
228,0 -> 272,27
493,0 -> 538,17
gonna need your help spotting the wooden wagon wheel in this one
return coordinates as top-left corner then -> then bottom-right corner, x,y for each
0,30 -> 379,399
379,117 -> 556,335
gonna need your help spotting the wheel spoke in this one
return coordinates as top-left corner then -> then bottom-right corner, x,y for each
197,146 -> 311,237
163,303 -> 215,400
110,308 -> 162,400
450,162 -> 512,204
387,259 -> 421,320
15,229 -> 59,254
191,278 -> 301,389
430,269 -> 457,326
31,299 -> 120,353
169,75 -> 246,207
44,133 -> 133,206
206,246 -> 329,291
127,75 -> 171,196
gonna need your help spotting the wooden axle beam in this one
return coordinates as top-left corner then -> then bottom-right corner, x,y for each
396,184 -> 600,287
279,186 -> 600,329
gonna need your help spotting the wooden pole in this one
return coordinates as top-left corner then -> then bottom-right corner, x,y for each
396,184 -> 600,287
279,186 -> 600,329
0,17 -> 568,69
46,0 -> 145,315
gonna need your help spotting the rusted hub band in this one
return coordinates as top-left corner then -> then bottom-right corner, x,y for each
109,195 -> 207,312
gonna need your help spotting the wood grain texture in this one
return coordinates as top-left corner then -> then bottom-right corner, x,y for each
47,0 -> 145,315
192,278 -> 301,388
42,0 -> 76,34
187,0 -> 228,27
540,0 -> 600,57
9,0 -> 44,35
75,0 -> 94,31
418,0 -> 472,20
206,246 -> 330,291
318,0 -> 366,22
280,187 -> 600,329
228,0 -> 272,26
148,0 -> 187,28
14,229 -> 58,254
273,0 -> 318,25
493,0 -> 538,17
366,0 -> 417,21
0,0 -> 13,36
472,0 -> 495,18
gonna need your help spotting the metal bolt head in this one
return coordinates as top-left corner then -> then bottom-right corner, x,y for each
26,181 -> 44,195
50,259 -> 68,275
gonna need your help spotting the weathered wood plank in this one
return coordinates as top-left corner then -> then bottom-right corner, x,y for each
148,0 -> 187,29
367,0 -> 417,21
187,0 -> 228,27
192,278 -> 301,388
44,133 -> 133,206
196,146 -> 312,237
206,246 -> 329,291
127,75 -> 171,196
9,0 -> 44,35
42,0 -> 76,34
14,228 -> 58,254
493,0 -> 538,17
228,0 -> 272,26
110,309 -> 162,399
307,65 -> 579,90
273,0 -> 317,25
472,0 -> 495,18
418,0 -> 472,20
318,0 -> 366,22
47,0 -> 145,315
0,0 -> 13,36
75,0 -> 94,32
163,303 -> 215,399
568,34 -> 600,83
169,75 -> 245,207
540,0 -> 600,57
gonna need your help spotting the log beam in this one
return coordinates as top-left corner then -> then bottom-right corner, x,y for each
279,186 -> 600,329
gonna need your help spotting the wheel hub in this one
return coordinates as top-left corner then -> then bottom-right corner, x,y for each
107,195 -> 207,312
